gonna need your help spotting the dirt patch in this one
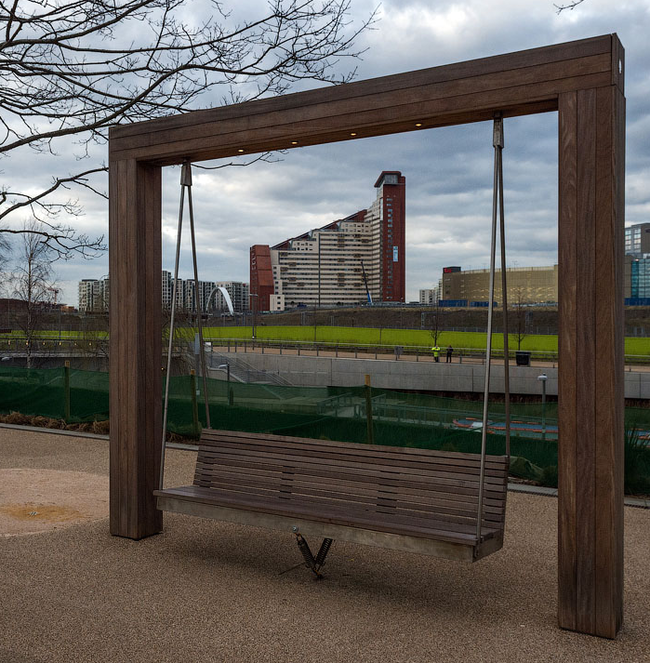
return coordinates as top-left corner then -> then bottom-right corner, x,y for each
0,468 -> 108,536
0,503 -> 85,522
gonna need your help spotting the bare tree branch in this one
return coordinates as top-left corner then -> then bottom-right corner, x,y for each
554,0 -> 586,14
0,0 -> 376,259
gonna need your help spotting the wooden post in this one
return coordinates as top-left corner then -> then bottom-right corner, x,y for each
109,158 -> 163,540
365,374 -> 374,446
63,360 -> 71,422
557,74 -> 625,638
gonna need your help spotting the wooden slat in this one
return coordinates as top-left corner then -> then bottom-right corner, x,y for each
575,87 -> 597,635
193,460 -> 507,505
194,447 -> 507,487
193,455 -> 507,500
155,486 -> 501,545
558,90 -> 578,632
195,439 -> 508,473
200,428 -> 509,464
593,85 -> 625,638
192,464 -> 507,517
191,474 -> 505,523
198,432 -> 509,473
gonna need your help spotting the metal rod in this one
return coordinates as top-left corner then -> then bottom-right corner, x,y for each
476,116 -> 501,541
160,176 -> 186,490
497,118 -> 511,458
185,162 -> 211,429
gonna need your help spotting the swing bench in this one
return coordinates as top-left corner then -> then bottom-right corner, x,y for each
156,115 -> 512,576
155,429 -> 510,568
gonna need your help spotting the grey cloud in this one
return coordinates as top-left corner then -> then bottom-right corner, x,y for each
35,0 -> 650,306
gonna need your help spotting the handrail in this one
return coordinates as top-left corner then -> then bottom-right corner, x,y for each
5,335 -> 650,365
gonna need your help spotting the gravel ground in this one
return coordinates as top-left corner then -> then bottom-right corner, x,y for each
0,427 -> 648,663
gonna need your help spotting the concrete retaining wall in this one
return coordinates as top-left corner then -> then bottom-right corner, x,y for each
215,352 -> 650,399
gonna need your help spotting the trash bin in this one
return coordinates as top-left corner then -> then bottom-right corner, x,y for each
515,351 -> 531,366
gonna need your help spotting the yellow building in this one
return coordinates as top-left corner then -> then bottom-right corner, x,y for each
440,265 -> 558,304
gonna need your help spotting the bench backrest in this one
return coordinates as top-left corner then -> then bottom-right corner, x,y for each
194,429 -> 509,533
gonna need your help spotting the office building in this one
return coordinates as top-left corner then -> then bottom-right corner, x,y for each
251,171 -> 406,311
440,265 -> 558,304
625,223 -> 650,256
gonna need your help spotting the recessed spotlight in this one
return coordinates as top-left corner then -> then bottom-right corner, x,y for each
291,141 -> 298,145
238,149 -> 244,153
415,123 -> 423,127
350,132 -> 357,137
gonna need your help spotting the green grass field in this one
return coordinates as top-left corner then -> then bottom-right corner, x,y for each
2,325 -> 650,357
200,325 -> 650,357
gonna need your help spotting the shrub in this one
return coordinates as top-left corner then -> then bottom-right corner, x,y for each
625,427 -> 650,496
540,465 -> 558,488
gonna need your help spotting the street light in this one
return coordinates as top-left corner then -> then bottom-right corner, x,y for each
537,373 -> 547,441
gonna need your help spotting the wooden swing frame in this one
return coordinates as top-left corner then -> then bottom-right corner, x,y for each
108,34 -> 625,639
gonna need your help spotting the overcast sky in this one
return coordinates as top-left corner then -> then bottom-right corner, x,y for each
10,0 -> 650,307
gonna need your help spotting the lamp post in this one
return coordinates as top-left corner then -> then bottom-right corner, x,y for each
538,373 -> 547,441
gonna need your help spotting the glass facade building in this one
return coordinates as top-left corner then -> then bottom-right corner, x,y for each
630,256 -> 650,299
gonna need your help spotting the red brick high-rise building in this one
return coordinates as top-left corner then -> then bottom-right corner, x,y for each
249,245 -> 274,312
373,171 -> 406,303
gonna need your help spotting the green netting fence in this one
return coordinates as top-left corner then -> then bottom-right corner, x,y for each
1,366 -> 649,493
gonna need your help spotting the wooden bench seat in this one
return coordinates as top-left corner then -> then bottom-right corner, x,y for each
155,429 -> 510,563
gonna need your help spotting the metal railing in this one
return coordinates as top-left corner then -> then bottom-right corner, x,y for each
4,334 -> 650,367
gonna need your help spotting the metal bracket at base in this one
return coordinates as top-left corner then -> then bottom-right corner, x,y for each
294,531 -> 334,579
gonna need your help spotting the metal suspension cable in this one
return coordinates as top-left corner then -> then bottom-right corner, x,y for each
497,117 -> 511,458
476,114 -> 507,541
184,162 -> 212,430
159,168 -> 186,491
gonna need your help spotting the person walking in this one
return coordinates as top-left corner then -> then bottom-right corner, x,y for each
446,345 -> 453,363
432,345 -> 440,362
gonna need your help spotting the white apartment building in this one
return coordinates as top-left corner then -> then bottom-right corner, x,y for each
82,272 -> 249,313
255,171 -> 406,311
216,281 -> 250,313
271,211 -> 375,308
419,288 -> 438,305
78,278 -> 109,313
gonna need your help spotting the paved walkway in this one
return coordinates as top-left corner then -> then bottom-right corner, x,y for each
213,343 -> 650,371
1,428 -> 649,662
